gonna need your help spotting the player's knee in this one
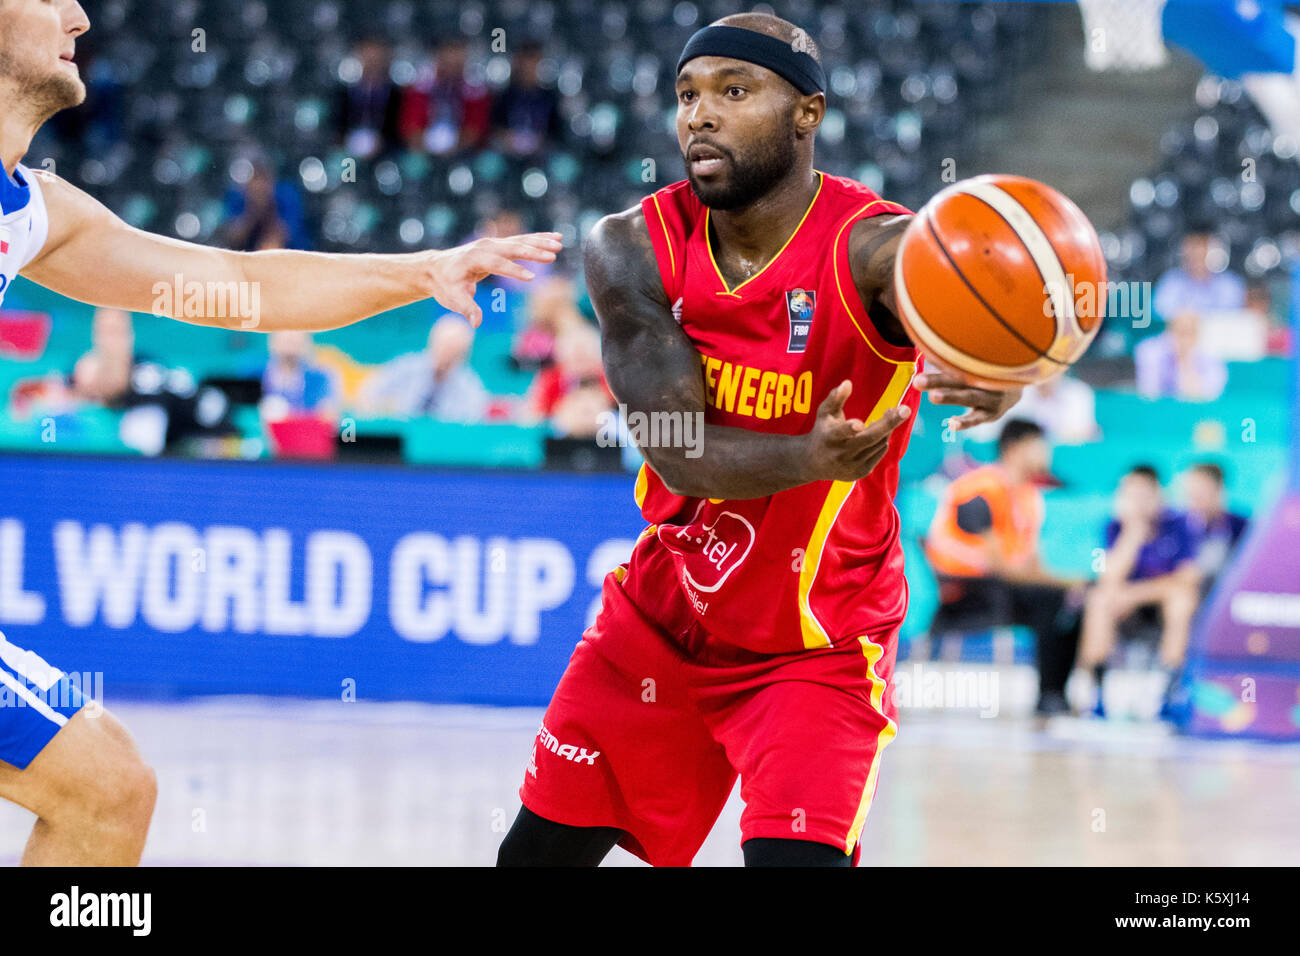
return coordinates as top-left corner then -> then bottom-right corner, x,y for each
80,750 -> 156,838
103,753 -> 157,835
51,712 -> 156,834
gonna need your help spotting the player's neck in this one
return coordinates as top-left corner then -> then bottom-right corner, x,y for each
0,96 -> 41,178
708,164 -> 820,265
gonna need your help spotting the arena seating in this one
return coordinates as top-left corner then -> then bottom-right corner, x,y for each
31,0 -> 1050,252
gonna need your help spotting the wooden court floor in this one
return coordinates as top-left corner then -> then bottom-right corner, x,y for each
1,693 -> 1295,866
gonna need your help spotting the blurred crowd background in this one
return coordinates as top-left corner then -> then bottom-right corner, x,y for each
2,0 -> 1297,718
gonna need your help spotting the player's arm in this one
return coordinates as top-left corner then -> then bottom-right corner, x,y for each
585,207 -> 910,499
20,170 -> 561,331
847,214 -> 1023,430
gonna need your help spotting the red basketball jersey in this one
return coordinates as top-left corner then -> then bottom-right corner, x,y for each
616,172 -> 925,655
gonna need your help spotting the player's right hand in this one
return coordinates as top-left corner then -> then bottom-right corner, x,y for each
803,380 -> 911,482
422,232 -> 563,326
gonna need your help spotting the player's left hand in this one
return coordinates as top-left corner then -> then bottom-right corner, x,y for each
914,367 -> 1022,431
423,233 -> 564,326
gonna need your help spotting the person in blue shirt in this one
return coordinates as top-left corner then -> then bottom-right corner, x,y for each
1152,226 -> 1246,323
260,330 -> 339,419
1074,465 -> 1202,717
1181,462 -> 1249,593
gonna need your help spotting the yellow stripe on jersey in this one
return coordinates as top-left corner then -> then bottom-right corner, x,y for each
649,192 -> 676,279
633,462 -> 649,510
796,360 -> 916,650
844,634 -> 899,854
831,200 -> 913,368
797,479 -> 856,650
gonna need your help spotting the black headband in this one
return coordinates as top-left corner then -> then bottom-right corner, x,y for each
677,25 -> 826,95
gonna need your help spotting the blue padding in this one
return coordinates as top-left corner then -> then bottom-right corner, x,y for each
1163,0 -> 1296,78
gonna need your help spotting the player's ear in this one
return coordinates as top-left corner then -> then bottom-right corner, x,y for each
794,92 -> 825,139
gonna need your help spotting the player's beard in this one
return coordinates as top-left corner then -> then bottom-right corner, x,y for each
0,47 -> 86,122
684,129 -> 798,211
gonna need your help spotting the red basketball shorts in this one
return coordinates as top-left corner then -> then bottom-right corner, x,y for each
518,569 -> 900,866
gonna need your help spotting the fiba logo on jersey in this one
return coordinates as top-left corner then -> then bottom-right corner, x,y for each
0,226 -> 10,256
785,288 -> 815,353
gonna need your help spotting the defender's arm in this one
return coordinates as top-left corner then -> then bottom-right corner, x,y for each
585,207 -> 908,499
21,171 -> 561,331
847,214 -> 1023,430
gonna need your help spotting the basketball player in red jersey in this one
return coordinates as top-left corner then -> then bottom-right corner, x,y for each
0,0 -> 558,865
498,13 -> 1022,867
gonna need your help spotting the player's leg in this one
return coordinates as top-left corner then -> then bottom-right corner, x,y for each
503,573 -> 736,866
0,632 -> 155,865
702,633 -> 899,868
496,805 -> 621,867
742,836 -> 852,867
0,708 -> 156,866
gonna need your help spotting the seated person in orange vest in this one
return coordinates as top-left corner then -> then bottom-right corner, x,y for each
925,420 -> 1088,716
1074,464 -> 1202,719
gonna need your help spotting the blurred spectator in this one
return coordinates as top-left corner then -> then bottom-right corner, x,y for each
968,371 -> 1099,446
11,308 -> 233,456
492,40 -> 562,159
1180,462 -> 1249,590
476,209 -> 554,292
1134,310 -> 1227,401
261,331 -> 339,420
9,306 -> 135,415
1075,465 -> 1201,718
511,276 -> 584,371
466,210 -> 553,331
1249,280 -> 1291,357
523,322 -> 613,436
260,331 -> 339,460
72,306 -> 135,404
336,37 -> 402,160
356,314 -> 488,421
399,38 -> 492,155
924,420 -> 1087,715
1152,227 -> 1246,322
219,158 -> 308,252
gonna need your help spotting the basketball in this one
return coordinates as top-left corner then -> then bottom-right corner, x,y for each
893,174 -> 1107,389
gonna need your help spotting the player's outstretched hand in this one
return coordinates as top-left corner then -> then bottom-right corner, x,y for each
914,362 -> 1022,431
804,380 -> 912,482
424,233 -> 563,326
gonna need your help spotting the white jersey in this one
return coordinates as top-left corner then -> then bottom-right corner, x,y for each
0,163 -> 51,307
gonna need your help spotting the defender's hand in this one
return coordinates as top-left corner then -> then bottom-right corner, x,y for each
914,365 -> 1022,431
423,233 -> 563,326
803,380 -> 912,482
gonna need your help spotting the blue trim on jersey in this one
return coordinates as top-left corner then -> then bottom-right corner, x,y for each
0,637 -> 87,771
0,164 -> 32,217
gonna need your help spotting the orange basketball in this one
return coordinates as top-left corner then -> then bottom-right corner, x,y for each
893,174 -> 1107,389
